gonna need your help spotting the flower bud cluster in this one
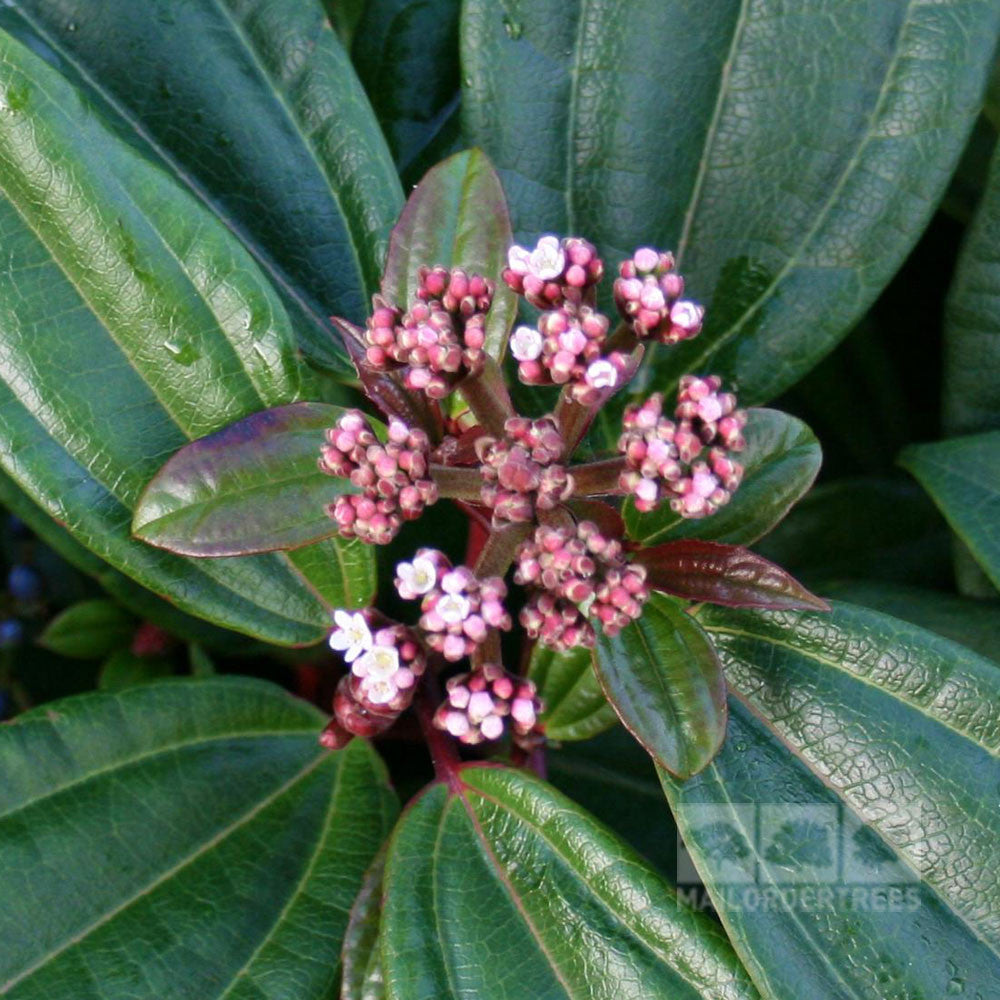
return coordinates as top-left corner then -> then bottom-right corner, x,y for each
514,521 -> 649,651
323,609 -> 427,742
618,376 -> 747,517
363,267 -> 494,398
510,307 -> 632,405
502,235 -> 603,310
395,550 -> 512,661
320,411 -> 437,544
475,416 -> 574,524
433,663 -> 544,748
613,247 -> 704,344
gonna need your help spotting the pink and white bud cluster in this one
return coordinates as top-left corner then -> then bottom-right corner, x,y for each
363,267 -> 494,398
514,521 -> 649,650
324,609 -> 427,741
475,416 -> 574,524
502,235 -> 603,310
320,411 -> 438,544
613,247 -> 704,344
395,550 -> 512,661
510,306 -> 631,405
618,376 -> 747,517
433,663 -> 544,748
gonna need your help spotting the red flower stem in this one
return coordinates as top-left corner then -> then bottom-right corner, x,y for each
429,463 -> 484,500
416,672 -> 463,791
604,317 -> 639,354
570,456 -> 626,496
455,499 -> 493,535
473,522 -> 531,579
458,357 -> 514,436
553,343 -> 642,457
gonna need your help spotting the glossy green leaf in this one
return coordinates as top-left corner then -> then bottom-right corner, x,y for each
382,766 -> 760,1000
819,580 -> 1000,662
593,593 -> 726,778
352,0 -> 462,181
97,649 -> 174,691
0,30 -> 365,645
38,599 -> 135,660
527,641 -> 617,741
662,602 -> 1000,999
945,140 -> 1000,434
133,403 -> 364,557
0,678 -> 399,998
342,848 -> 388,1000
755,477 -> 953,588
637,540 -> 829,611
625,409 -> 821,547
462,0 -> 1000,402
547,727 -> 679,880
380,149 -> 517,359
900,431 -> 1000,589
1,0 -> 403,372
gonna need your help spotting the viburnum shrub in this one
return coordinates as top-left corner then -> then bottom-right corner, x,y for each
1,4 -> 999,999
134,176 -> 831,765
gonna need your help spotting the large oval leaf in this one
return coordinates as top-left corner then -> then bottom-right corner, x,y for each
0,678 -> 399,999
662,602 -> 1000,1000
1,0 -> 403,372
900,430 -> 1000,589
352,0 -> 462,183
527,641 -> 617,741
461,0 -> 1000,402
0,30 -> 368,645
382,765 -> 760,1000
624,409 -> 821,547
945,140 -> 1000,435
381,149 -> 517,360
133,402 -> 365,557
593,593 -> 727,778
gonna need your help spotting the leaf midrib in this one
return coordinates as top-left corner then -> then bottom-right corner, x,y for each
463,779 -> 745,999
0,751 -> 329,994
675,0 -> 918,372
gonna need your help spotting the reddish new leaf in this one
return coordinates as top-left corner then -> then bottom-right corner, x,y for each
636,539 -> 829,611
133,403 -> 366,556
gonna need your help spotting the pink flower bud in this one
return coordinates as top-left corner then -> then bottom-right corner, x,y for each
619,377 -> 746,518
433,664 -> 545,748
320,411 -> 438,545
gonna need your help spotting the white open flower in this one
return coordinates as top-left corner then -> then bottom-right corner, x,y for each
670,300 -> 704,330
507,244 -> 532,275
395,555 -> 438,599
353,644 -> 400,680
510,325 -> 543,361
585,359 -> 618,390
329,610 -> 372,663
436,592 -> 471,626
362,677 -> 397,705
528,236 -> 565,280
